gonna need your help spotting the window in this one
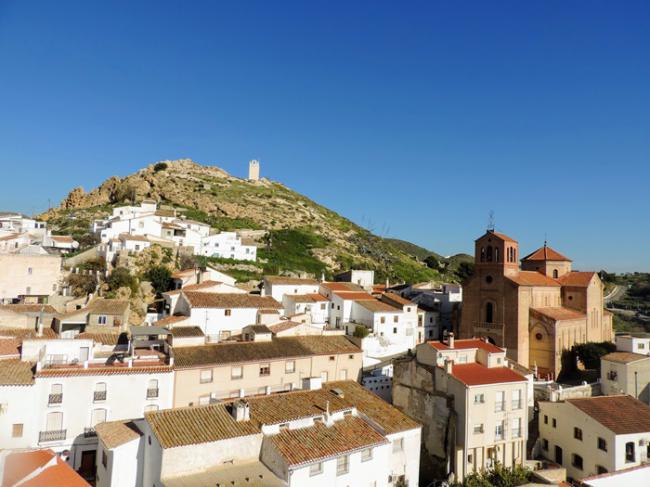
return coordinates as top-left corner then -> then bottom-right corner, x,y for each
309,462 -> 323,476
392,438 -> 404,452
393,316 -> 398,323
485,302 -> 494,324
626,441 -> 635,463
199,369 -> 213,383
468,454 -> 474,464
348,354 -> 354,359
639,343 -> 646,350
542,439 -> 548,451
98,315 -> 107,325
512,418 -> 522,438
380,317 -> 386,324
12,424 -> 23,438
544,415 -> 548,424
474,393 -> 485,404
512,389 -> 522,409
231,366 -> 243,379
320,303 -> 326,310
473,424 -> 484,434
92,408 -> 107,426
259,363 -> 270,376
320,371 -> 328,382
495,391 -> 505,412
94,382 -> 107,402
574,427 -> 583,441
336,455 -> 349,476
329,356 -> 335,361
28,267 -> 33,275
393,327 -> 397,334
361,448 -> 373,462
102,451 -> 107,468
495,422 -> 504,440
224,309 -> 231,316
49,384 -> 63,405
607,370 -> 618,381
486,246 -> 493,262
553,269 -> 559,279
552,418 -> 557,428
485,275 -> 493,284
285,360 -> 295,373
572,454 -> 583,470
598,437 -> 607,451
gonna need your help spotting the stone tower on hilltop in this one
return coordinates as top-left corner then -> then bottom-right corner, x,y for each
248,160 -> 260,181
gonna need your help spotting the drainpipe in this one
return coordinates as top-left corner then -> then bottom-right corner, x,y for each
635,371 -> 639,399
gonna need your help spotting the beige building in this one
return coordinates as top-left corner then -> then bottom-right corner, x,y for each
393,335 -> 529,482
0,253 -> 62,303
172,335 -> 363,407
538,395 -> 650,481
601,352 -> 650,403
460,230 -> 613,378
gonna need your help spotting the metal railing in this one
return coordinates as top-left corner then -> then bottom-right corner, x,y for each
146,388 -> 159,399
93,390 -> 107,401
48,393 -> 63,405
473,321 -> 504,332
39,429 -> 66,442
84,427 -> 97,438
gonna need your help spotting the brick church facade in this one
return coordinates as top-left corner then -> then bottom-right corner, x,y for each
459,230 -> 613,378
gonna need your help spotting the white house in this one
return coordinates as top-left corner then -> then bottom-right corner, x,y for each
101,380 -> 421,487
538,395 -> 650,481
282,293 -> 330,325
334,269 -> 375,290
615,333 -> 650,355
171,266 -> 237,289
262,276 -> 321,302
200,231 -> 257,261
0,253 -> 62,303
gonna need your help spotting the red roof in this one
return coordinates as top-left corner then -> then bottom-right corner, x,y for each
428,339 -> 504,354
449,363 -> 527,386
2,449 -> 90,487
507,271 -> 561,287
530,307 -> 586,321
557,271 -> 597,288
476,230 -> 517,243
321,282 -> 365,292
332,291 -> 375,301
522,245 -> 572,262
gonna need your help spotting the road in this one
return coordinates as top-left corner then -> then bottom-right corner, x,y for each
604,284 -> 626,303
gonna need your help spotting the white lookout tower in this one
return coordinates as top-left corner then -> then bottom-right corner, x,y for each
248,159 -> 260,181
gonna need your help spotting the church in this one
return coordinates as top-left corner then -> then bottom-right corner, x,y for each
459,229 -> 613,379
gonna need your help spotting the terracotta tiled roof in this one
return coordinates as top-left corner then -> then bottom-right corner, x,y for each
2,449 -> 89,486
171,326 -> 204,338
181,280 -> 224,291
321,282 -> 365,292
557,271 -> 597,288
0,328 -> 57,340
477,230 -> 516,242
0,360 -> 34,385
380,293 -> 413,306
270,416 -> 388,466
449,363 -> 527,386
155,315 -> 190,326
86,298 -> 129,315
2,449 -> 54,486
507,271 -> 561,287
183,292 -> 282,309
530,307 -> 586,322
264,276 -> 319,285
0,337 -> 21,357
0,304 -> 57,314
601,352 -> 650,364
258,309 -> 280,314
522,245 -> 572,262
246,325 -> 273,333
286,293 -> 329,303
19,456 -> 90,487
356,300 -> 401,313
118,233 -> 150,242
268,321 -> 302,334
332,291 -> 375,301
155,209 -> 176,217
429,339 -> 504,354
95,420 -> 143,449
50,235 -> 75,243
567,395 -> 650,434
171,268 -> 195,278
174,336 -> 360,368
76,331 -> 126,346
36,365 -> 172,378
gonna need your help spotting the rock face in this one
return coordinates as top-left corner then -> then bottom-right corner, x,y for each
43,159 -> 452,283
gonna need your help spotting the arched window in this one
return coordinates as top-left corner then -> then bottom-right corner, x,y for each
485,302 -> 494,324
486,246 -> 493,262
480,247 -> 485,262
553,269 -> 559,279
494,247 -> 500,263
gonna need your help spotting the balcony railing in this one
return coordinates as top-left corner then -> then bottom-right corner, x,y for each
39,429 -> 66,442
48,393 -> 63,405
84,427 -> 97,438
93,390 -> 107,402
473,321 -> 504,332
146,388 -> 159,399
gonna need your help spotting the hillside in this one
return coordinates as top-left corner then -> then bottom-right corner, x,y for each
41,159 -> 465,284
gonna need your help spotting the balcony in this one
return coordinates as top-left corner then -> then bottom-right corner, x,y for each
48,393 -> 63,405
146,388 -> 159,399
39,429 -> 66,443
93,390 -> 107,402
473,321 -> 504,333
84,427 -> 97,438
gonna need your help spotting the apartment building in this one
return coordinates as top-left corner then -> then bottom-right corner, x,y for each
97,380 -> 421,487
538,395 -> 650,481
171,335 -> 362,406
393,335 -> 530,482
600,352 -> 650,403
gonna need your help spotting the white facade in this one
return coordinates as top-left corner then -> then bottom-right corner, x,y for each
263,278 -> 320,303
200,231 -> 257,261
0,253 -> 62,302
615,334 -> 650,355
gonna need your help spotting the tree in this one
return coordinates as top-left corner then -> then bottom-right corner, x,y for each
153,162 -> 168,172
424,255 -> 441,270
66,273 -> 98,297
572,342 -> 617,370
107,267 -> 138,293
353,325 -> 370,338
460,463 -> 532,487
455,261 -> 475,281
146,265 -> 172,294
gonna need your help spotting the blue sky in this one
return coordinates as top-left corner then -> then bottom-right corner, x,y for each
1,1 -> 648,272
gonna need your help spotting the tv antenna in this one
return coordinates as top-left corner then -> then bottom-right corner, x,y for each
487,210 -> 495,231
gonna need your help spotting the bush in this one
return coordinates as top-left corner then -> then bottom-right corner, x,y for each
572,341 -> 617,370
353,325 -> 370,338
145,265 -> 172,294
153,162 -> 168,172
66,273 -> 98,297
460,463 -> 532,487
107,267 -> 138,294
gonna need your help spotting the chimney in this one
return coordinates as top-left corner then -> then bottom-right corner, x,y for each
444,358 -> 454,374
385,277 -> 390,289
448,332 -> 455,349
37,306 -> 44,337
231,399 -> 250,422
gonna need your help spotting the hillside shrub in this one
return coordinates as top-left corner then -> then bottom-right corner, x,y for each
353,325 -> 370,338
572,342 -> 617,370
153,162 -> 168,172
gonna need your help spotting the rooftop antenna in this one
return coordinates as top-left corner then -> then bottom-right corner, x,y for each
487,210 -> 495,232
544,232 -> 548,247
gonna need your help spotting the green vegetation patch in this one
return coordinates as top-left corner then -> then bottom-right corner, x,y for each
258,228 -> 328,276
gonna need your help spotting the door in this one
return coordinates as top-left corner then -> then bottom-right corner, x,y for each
555,445 -> 563,465
79,347 -> 89,362
79,450 -> 96,480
